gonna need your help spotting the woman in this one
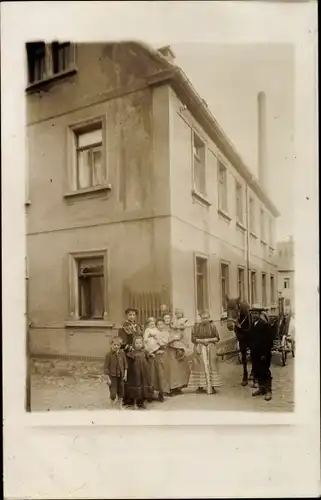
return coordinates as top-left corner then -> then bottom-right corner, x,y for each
188,311 -> 222,394
163,312 -> 190,396
118,307 -> 144,407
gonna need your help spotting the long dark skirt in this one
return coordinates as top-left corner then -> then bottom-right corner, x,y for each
149,350 -> 168,394
125,351 -> 153,402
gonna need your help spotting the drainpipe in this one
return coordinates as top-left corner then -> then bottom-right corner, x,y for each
245,184 -> 250,302
25,256 -> 31,412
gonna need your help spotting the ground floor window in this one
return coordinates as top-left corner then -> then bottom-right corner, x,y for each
220,262 -> 230,312
261,273 -> 267,307
68,249 -> 108,321
78,257 -> 104,319
270,274 -> 275,304
250,270 -> 257,305
237,266 -> 245,301
195,255 -> 209,315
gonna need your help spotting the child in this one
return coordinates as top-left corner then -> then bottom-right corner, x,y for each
188,311 -> 222,395
146,318 -> 170,401
104,336 -> 128,409
144,317 -> 165,355
125,336 -> 153,409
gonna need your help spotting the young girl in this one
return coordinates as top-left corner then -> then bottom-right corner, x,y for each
104,336 -> 128,409
163,312 -> 190,396
125,336 -> 153,409
188,311 -> 222,394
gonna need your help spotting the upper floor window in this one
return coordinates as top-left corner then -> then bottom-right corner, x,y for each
218,161 -> 228,213
67,118 -> 107,193
268,217 -> 274,247
260,208 -> 266,241
249,197 -> 255,233
284,277 -> 290,289
75,125 -> 104,190
26,41 -> 75,86
235,181 -> 243,223
192,132 -> 206,195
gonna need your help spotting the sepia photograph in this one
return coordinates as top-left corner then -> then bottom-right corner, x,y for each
26,39 -> 296,413
3,1 -> 319,499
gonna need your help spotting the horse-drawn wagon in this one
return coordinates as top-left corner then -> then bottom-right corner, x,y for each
234,297 -> 294,368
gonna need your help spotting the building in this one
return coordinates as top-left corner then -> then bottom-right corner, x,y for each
277,236 -> 295,314
26,41 -> 280,358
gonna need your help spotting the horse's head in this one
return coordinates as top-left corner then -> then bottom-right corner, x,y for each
226,296 -> 242,331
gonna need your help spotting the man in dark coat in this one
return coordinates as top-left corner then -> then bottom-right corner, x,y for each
249,307 -> 274,401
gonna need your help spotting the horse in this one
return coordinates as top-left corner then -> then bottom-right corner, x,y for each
226,296 -> 254,386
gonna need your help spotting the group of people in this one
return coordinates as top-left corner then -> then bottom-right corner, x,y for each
103,306 -> 223,409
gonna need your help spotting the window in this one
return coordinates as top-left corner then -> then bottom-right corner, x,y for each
237,267 -> 245,301
250,271 -> 257,305
284,278 -> 290,289
260,208 -> 266,241
195,256 -> 209,314
261,273 -> 267,306
268,217 -> 274,247
235,181 -> 243,223
218,161 -> 228,212
249,197 -> 255,233
68,250 -> 108,321
72,121 -> 105,191
270,275 -> 275,304
220,262 -> 230,312
26,41 -> 75,86
78,257 -> 104,319
192,132 -> 206,195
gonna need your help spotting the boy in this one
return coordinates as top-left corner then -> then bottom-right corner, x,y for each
104,336 -> 128,409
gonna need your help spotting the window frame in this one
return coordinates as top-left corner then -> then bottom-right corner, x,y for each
250,270 -> 257,305
192,130 -> 207,197
261,272 -> 267,307
237,266 -> 245,302
260,208 -> 267,243
67,248 -> 110,325
194,253 -> 210,317
26,41 -> 77,89
270,274 -> 276,304
218,160 -> 228,214
235,180 -> 244,224
284,277 -> 290,289
249,196 -> 256,235
66,116 -> 109,196
220,260 -> 230,314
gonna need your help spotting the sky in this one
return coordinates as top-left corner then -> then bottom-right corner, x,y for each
164,43 -> 295,242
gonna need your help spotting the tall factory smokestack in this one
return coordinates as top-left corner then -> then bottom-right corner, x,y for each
257,91 -> 268,191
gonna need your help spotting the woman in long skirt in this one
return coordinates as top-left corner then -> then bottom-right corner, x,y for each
163,313 -> 190,396
188,311 -> 222,394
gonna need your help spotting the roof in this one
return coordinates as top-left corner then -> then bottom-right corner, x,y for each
131,41 -> 280,218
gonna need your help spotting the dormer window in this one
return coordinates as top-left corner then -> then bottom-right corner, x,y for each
26,41 -> 76,88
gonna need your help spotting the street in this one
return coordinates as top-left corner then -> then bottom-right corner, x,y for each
31,354 -> 294,413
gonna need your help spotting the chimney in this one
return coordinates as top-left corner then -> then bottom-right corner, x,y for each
158,45 -> 175,64
257,91 -> 268,191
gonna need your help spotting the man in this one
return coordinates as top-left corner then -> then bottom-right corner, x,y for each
249,307 -> 274,401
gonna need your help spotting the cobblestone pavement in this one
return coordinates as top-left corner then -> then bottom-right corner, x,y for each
31,354 -> 294,413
